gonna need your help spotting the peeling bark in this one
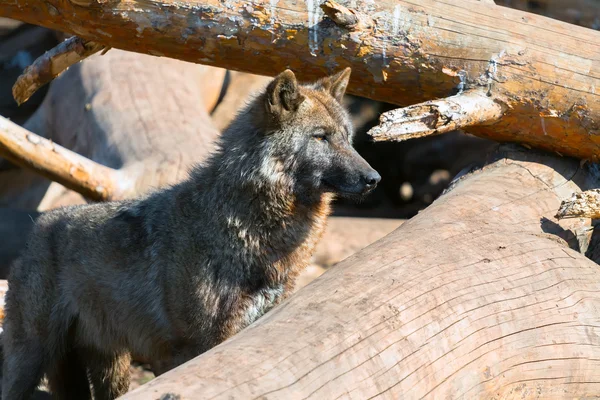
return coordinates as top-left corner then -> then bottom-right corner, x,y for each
556,189 -> 600,220
123,145 -> 600,399
2,0 -> 600,160
368,90 -> 506,142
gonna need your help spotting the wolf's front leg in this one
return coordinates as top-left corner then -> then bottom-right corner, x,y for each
150,343 -> 202,376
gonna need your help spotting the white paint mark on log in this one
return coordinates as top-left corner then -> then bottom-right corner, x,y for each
541,117 -> 548,135
96,29 -> 112,37
307,0 -> 322,56
393,5 -> 401,35
457,70 -> 467,94
270,0 -> 279,25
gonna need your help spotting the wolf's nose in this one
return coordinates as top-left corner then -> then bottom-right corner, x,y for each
363,170 -> 381,191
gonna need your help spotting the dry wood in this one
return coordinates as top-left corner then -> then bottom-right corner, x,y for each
123,145 -> 600,399
556,188 -> 600,220
12,36 -> 105,105
368,90 -> 506,142
2,1 -> 600,160
0,115 -> 127,201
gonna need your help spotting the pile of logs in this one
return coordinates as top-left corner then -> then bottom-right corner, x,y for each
1,0 -> 600,398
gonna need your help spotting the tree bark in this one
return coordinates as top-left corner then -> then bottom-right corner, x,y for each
2,0 -> 599,160
123,145 -> 600,399
556,189 -> 600,220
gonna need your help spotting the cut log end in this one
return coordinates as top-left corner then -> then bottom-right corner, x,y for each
367,90 -> 507,142
555,189 -> 600,220
12,36 -> 105,105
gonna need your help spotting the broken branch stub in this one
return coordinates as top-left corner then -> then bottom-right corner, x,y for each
368,91 -> 506,142
0,116 -> 128,201
556,189 -> 600,220
12,36 -> 105,105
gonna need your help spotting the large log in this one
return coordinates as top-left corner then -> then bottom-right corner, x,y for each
123,145 -> 600,399
2,0 -> 600,160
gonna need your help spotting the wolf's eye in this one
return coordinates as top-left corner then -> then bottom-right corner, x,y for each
313,133 -> 327,142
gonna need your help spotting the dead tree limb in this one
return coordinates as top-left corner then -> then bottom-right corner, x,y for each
0,115 -> 127,201
123,145 -> 600,399
556,188 -> 600,220
2,0 -> 600,160
12,36 -> 105,105
368,90 -> 506,142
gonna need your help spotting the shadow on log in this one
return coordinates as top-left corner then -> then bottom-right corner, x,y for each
124,144 -> 600,399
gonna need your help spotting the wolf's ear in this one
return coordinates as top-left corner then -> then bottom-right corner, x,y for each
321,67 -> 351,102
266,69 -> 305,118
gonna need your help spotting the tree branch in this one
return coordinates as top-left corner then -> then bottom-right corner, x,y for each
368,90 -> 506,142
0,116 -> 129,201
12,36 -> 106,105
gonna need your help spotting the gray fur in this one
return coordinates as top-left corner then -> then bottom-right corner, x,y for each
1,68 -> 380,400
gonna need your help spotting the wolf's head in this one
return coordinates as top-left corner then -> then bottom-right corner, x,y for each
244,68 -> 380,202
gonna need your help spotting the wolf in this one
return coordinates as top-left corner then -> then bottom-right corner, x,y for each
1,68 -> 380,400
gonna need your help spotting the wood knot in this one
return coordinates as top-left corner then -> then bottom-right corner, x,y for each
321,0 -> 369,30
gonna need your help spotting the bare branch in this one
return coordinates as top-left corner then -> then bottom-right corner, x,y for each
368,90 -> 506,142
556,189 -> 600,220
12,36 -> 105,105
0,116 -> 128,201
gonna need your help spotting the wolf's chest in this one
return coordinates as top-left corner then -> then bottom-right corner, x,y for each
239,285 -> 285,328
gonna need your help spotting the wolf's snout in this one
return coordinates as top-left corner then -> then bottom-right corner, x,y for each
362,170 -> 381,192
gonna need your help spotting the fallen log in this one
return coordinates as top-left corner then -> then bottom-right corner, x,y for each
2,0 -> 600,160
123,145 -> 600,399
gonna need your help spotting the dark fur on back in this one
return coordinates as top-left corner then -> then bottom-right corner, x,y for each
1,69 -> 379,399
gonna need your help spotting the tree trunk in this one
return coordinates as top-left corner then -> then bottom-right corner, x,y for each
2,0 -> 599,160
123,145 -> 600,399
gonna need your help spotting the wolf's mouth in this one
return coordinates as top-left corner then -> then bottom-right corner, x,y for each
321,179 -> 376,198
